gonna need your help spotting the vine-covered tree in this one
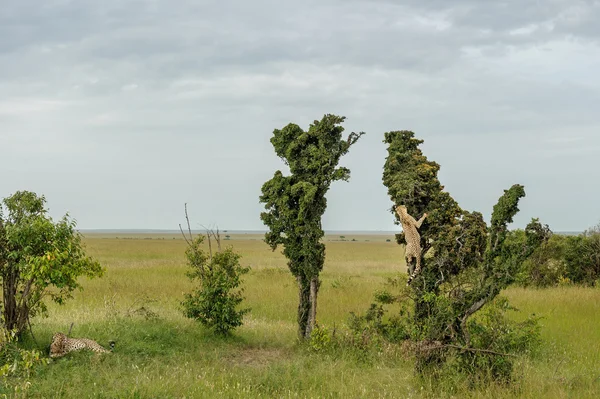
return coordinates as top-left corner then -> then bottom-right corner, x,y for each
382,131 -> 549,374
260,114 -> 364,339
0,191 -> 103,335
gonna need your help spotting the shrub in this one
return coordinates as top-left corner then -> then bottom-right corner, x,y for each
0,330 -> 49,396
308,324 -> 332,353
459,297 -> 542,382
181,235 -> 250,336
563,226 -> 600,286
350,281 -> 541,383
515,234 -> 567,287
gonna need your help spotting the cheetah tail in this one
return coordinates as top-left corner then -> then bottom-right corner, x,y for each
406,270 -> 420,286
109,341 -> 116,351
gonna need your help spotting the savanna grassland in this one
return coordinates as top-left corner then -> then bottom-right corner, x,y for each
9,233 -> 600,398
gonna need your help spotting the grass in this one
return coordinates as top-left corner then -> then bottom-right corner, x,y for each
4,233 -> 600,398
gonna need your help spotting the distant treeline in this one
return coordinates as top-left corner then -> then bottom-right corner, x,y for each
514,225 -> 600,287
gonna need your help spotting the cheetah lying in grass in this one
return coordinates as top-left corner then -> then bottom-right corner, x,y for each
49,332 -> 115,358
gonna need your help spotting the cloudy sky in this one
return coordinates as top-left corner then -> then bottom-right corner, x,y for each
1,0 -> 599,232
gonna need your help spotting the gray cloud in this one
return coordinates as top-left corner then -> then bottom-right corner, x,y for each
1,0 -> 599,232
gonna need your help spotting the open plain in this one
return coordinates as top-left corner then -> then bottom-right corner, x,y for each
11,233 -> 600,398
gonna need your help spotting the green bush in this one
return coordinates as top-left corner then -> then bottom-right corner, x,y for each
516,234 -> 567,287
181,235 -> 250,336
563,226 -> 600,285
0,330 -> 49,396
350,281 -> 542,383
514,224 -> 600,287
459,297 -> 542,382
308,324 -> 332,353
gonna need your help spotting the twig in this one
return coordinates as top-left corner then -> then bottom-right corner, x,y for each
214,226 -> 221,252
67,322 -> 74,336
27,316 -> 38,345
179,203 -> 193,246
179,224 -> 191,246
184,203 -> 193,241
201,224 -> 213,261
201,224 -> 223,260
552,358 -> 565,379
207,231 -> 213,261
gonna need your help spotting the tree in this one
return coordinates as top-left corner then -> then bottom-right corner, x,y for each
260,114 -> 364,339
0,191 -> 103,335
382,131 -> 548,375
563,224 -> 600,285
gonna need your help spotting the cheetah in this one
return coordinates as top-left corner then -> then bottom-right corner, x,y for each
49,332 -> 114,358
395,205 -> 427,286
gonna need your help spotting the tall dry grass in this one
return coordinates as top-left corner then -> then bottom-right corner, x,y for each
8,234 -> 599,398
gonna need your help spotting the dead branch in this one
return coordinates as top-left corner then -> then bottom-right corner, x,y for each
184,203 -> 193,240
200,224 -> 223,260
179,224 -> 191,246
179,203 -> 194,246
214,226 -> 221,252
207,232 -> 212,261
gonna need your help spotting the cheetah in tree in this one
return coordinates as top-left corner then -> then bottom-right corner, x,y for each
49,332 -> 115,358
395,205 -> 427,286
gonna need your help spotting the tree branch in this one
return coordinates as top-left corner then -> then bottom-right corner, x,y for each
460,295 -> 491,346
179,223 -> 191,246
200,225 -> 213,262
179,203 -> 194,246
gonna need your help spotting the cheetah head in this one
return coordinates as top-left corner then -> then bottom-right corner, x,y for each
49,332 -> 67,358
395,205 -> 407,215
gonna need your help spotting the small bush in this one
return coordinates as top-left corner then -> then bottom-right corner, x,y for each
350,279 -> 541,384
181,235 -> 250,336
308,324 -> 332,353
516,234 -> 567,287
459,297 -> 542,382
0,330 -> 49,396
563,226 -> 600,285
514,224 -> 600,288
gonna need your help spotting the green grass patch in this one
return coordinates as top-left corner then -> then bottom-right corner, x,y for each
4,234 -> 598,398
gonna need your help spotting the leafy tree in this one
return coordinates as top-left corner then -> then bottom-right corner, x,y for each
563,224 -> 600,285
0,191 -> 103,335
260,114 -> 364,339
512,222 -> 600,287
513,228 -> 566,288
381,131 -> 548,375
180,210 -> 250,336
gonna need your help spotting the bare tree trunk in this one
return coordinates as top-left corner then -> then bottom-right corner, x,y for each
2,267 -> 18,332
297,276 -> 310,340
305,277 -> 319,338
296,275 -> 320,340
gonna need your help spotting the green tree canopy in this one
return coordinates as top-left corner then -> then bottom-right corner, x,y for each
260,114 -> 364,339
0,191 -> 103,334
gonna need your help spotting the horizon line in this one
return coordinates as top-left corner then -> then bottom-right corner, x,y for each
77,228 -> 584,235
